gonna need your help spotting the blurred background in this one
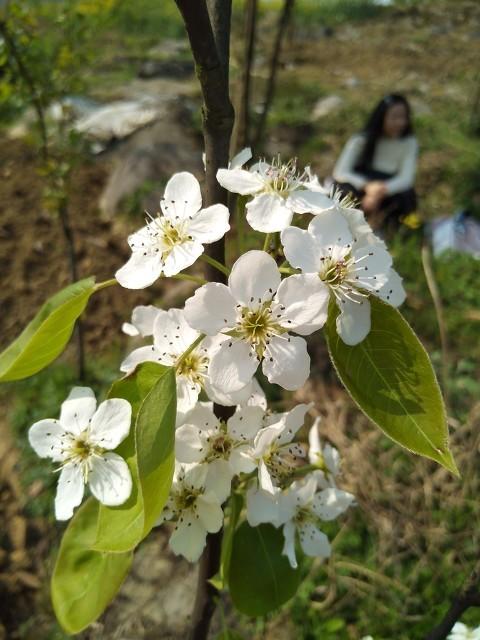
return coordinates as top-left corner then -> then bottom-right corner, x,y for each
0,0 -> 479,638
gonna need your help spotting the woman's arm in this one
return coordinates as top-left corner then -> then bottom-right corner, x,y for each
332,135 -> 368,190
384,138 -> 418,195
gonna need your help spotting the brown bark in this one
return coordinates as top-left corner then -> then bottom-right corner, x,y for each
173,2 -> 235,638
425,564 -> 480,640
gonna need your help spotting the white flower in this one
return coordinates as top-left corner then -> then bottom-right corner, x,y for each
121,305 -> 161,337
251,403 -> 312,494
216,154 -> 334,232
279,472 -> 354,569
28,387 -> 132,520
159,463 -> 224,562
281,209 -> 406,345
184,250 -> 329,392
175,403 -> 264,502
116,172 -> 230,289
278,476 -> 332,569
448,623 -> 480,640
308,417 -> 341,483
121,307 -> 254,420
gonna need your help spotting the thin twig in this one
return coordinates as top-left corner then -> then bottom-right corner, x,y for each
253,0 -> 295,149
232,0 -> 258,152
421,243 -> 450,409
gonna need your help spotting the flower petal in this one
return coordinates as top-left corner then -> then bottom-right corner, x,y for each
55,463 -> 85,520
282,520 -> 298,569
263,335 -> 310,390
89,398 -> 132,449
229,447 -> 256,474
209,339 -> 259,392
184,283 -> 237,335
229,250 -> 280,305
196,493 -> 224,531
228,405 -> 265,441
298,523 -> 331,559
163,240 -> 204,277
153,307 -> 200,354
59,387 -> 97,435
131,305 -> 161,337
28,419 -> 68,462
280,226 -> 319,273
176,377 -> 201,416
287,190 -> 335,214
169,512 -> 207,562
274,403 -> 312,446
230,147 -> 252,169
246,193 -> 293,232
312,488 -> 355,521
276,274 -> 329,334
375,269 -> 406,307
258,458 -> 276,494
120,345 -> 163,373
246,485 -> 281,526
216,167 -> 263,195
175,424 -> 204,463
308,209 -> 353,248
187,204 -> 230,243
115,251 -> 163,289
88,452 -> 132,506
336,298 -> 371,345
204,460 -> 233,503
161,172 -> 202,220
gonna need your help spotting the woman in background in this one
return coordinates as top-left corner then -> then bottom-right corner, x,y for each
333,94 -> 418,230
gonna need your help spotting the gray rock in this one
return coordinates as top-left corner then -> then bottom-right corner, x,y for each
311,95 -> 344,120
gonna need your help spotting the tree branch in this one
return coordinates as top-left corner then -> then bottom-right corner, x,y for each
425,565 -> 480,640
174,2 -> 235,638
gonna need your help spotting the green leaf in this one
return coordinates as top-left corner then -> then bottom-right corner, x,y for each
93,362 -> 176,553
228,522 -> 302,616
0,277 -> 96,382
325,297 -> 458,475
51,499 -> 132,634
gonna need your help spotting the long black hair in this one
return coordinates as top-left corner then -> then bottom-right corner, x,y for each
354,94 -> 413,173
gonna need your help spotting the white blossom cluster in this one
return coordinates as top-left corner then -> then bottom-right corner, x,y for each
160,397 -> 354,564
28,149 -> 404,568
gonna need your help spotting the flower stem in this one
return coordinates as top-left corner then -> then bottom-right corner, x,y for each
200,253 -> 231,277
279,266 -> 298,275
94,278 -> 118,292
263,233 -> 272,252
171,273 -> 208,285
175,334 -> 206,370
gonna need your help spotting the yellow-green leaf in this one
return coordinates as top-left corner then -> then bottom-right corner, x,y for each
51,499 -> 132,634
93,362 -> 176,553
0,277 -> 96,382
325,297 -> 458,475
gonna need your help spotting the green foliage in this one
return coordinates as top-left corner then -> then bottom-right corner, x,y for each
51,499 -> 133,634
228,523 -> 303,616
219,492 -> 244,588
325,297 -> 458,475
94,362 -> 176,553
0,277 -> 96,382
